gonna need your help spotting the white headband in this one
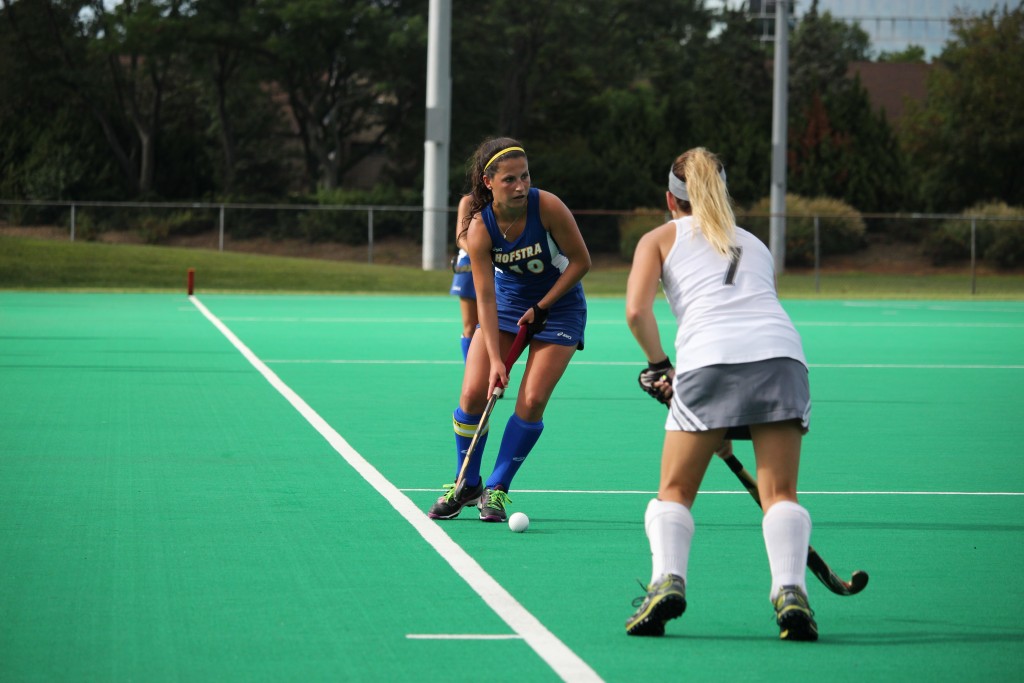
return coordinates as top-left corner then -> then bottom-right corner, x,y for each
668,167 -> 727,201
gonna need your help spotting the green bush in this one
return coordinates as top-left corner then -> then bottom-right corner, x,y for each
921,228 -> 966,266
62,205 -> 165,237
617,208 -> 666,261
293,186 -> 422,244
221,201 -> 296,240
135,210 -> 216,244
988,228 -> 1024,269
742,195 -> 867,267
66,211 -> 100,241
137,215 -> 170,244
165,210 -> 215,237
5,202 -> 66,227
296,206 -> 371,244
923,202 -> 1024,268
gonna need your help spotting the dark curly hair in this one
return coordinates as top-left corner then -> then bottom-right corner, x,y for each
457,137 -> 527,245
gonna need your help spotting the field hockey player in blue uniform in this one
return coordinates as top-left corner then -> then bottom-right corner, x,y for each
428,137 -> 590,523
449,195 -> 478,361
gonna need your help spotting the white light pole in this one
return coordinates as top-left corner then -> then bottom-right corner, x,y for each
769,0 -> 789,273
422,0 -> 452,271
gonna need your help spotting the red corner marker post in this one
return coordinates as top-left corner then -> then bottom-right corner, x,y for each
187,268 -> 195,295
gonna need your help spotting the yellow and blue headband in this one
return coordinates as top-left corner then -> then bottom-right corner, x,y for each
484,146 -> 525,171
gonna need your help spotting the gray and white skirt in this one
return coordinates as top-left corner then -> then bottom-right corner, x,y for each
666,357 -> 811,438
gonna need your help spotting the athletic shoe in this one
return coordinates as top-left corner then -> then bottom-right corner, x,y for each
478,488 -> 511,522
427,480 -> 484,520
773,585 -> 818,641
625,574 -> 687,636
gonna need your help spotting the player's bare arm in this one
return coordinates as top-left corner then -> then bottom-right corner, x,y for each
528,189 -> 590,318
466,214 -> 509,394
626,224 -> 672,364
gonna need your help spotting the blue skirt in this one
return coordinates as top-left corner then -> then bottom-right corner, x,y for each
449,252 -> 475,299
496,301 -> 586,350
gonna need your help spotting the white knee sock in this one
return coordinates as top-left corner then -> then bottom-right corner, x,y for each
762,501 -> 812,601
645,499 -> 694,585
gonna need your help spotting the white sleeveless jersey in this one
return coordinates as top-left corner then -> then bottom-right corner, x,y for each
660,217 -> 806,372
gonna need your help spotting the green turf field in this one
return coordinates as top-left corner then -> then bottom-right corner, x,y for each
2,293 -> 1022,681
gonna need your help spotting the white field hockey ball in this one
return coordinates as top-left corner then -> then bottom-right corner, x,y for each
508,512 -> 529,532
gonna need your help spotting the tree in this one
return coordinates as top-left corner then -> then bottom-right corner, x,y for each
1,0 -> 205,197
182,0 -> 291,197
901,5 -> 1024,211
878,44 -> 926,63
1,0 -> 132,197
253,0 -> 427,192
447,0 -> 711,201
682,7 -> 773,206
786,0 -> 905,211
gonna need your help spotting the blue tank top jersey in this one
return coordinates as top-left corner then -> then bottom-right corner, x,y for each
481,188 -> 587,348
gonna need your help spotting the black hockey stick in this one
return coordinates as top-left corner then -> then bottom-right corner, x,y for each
453,325 -> 531,490
722,454 -> 869,596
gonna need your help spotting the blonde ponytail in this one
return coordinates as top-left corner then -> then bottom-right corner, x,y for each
670,148 -> 736,257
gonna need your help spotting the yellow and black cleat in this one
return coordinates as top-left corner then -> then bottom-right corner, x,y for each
774,585 -> 819,641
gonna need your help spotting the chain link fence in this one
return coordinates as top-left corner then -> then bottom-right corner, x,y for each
2,199 -> 1023,294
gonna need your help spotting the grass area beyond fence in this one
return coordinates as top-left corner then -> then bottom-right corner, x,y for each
2,236 -> 1024,299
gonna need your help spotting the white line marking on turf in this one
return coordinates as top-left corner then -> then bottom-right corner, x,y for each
796,322 -> 1024,328
189,296 -> 601,683
401,488 -> 1024,497
808,364 -> 1024,369
406,634 -> 523,640
267,359 -> 464,365
220,317 -> 459,323
840,302 -> 1024,313
224,316 -> 1024,329
802,491 -> 1024,496
264,359 -> 1024,370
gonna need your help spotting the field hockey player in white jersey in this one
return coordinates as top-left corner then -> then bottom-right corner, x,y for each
427,137 -> 590,524
624,147 -> 818,641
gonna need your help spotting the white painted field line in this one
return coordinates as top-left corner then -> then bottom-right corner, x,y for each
218,317 -> 454,325
402,488 -> 1024,497
216,315 -> 1024,329
267,359 -> 464,365
808,363 -> 1024,369
796,322 -> 1024,328
265,358 -> 1024,371
406,634 -> 523,640
189,296 -> 601,683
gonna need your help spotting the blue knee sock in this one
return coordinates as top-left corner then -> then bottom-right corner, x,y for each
486,414 -> 543,491
460,336 -> 471,362
453,406 -> 488,486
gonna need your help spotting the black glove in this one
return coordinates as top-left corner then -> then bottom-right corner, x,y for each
526,304 -> 548,336
638,357 -> 674,406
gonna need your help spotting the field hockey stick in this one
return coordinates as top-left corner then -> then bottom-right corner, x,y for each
453,325 -> 531,490
721,454 -> 869,596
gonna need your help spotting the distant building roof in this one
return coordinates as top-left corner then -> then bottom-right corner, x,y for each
848,61 -> 933,127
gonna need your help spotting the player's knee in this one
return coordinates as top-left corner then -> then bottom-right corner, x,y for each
516,390 -> 550,421
758,486 -> 799,512
459,387 -> 488,413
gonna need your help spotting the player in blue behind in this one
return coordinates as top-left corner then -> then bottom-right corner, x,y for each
449,195 -> 478,361
624,147 -> 818,641
428,137 -> 590,523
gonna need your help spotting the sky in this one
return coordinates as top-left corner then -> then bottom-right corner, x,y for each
707,0 -> 1011,58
